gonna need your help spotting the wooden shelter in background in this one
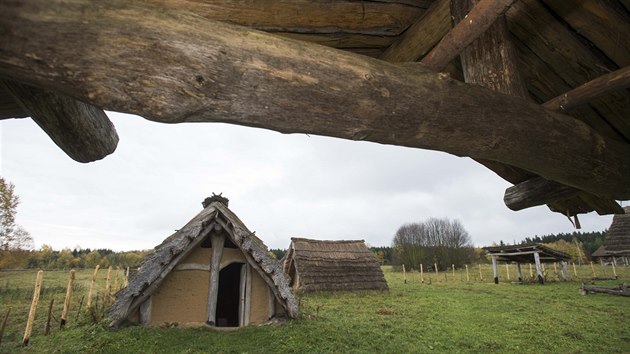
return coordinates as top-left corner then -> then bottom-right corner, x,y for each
483,244 -> 571,284
108,195 -> 298,328
282,238 -> 388,292
603,206 -> 630,257
1,0 -> 629,221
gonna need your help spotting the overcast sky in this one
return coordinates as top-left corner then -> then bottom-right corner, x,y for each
0,112 -> 616,252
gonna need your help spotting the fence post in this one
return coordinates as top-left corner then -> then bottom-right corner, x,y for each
434,263 -> 439,280
451,264 -> 455,282
61,269 -> 76,328
478,263 -> 483,282
0,308 -> 11,345
87,265 -> 100,308
505,263 -> 510,281
590,261 -> 596,278
23,270 -> 44,346
402,264 -> 407,284
612,261 -> 617,278
420,264 -> 424,284
465,265 -> 470,282
572,262 -> 578,278
45,298 -> 54,335
105,266 -> 113,306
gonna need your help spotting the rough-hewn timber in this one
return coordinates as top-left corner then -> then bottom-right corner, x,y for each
0,0 -> 629,200
0,80 -> 118,163
420,0 -> 516,71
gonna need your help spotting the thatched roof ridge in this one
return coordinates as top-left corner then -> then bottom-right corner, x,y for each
284,238 -> 388,292
108,200 -> 298,327
604,206 -> 630,256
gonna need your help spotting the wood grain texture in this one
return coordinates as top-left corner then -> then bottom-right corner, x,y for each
0,0 -> 628,199
380,0 -> 451,62
420,0 -> 516,71
1,80 -> 118,163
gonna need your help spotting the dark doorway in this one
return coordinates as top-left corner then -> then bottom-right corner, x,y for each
216,263 -> 243,327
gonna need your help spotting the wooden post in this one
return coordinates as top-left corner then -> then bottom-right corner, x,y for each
23,270 -> 44,346
75,295 -> 84,320
452,264 -> 455,282
505,263 -> 510,281
114,266 -> 120,291
420,264 -> 424,284
60,269 -> 75,328
45,298 -> 54,335
590,261 -> 596,277
612,261 -> 617,278
479,264 -> 483,281
572,262 -> 578,278
561,261 -> 569,281
533,252 -> 544,284
516,263 -> 523,282
402,264 -> 407,284
434,263 -> 439,278
124,267 -> 130,288
465,264 -> 470,282
86,265 -> 100,308
491,256 -> 499,284
0,308 -> 11,345
104,266 -> 113,306
206,231 -> 226,325
529,263 -> 534,278
553,262 -> 558,275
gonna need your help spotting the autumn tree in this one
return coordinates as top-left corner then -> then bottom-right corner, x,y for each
0,177 -> 33,250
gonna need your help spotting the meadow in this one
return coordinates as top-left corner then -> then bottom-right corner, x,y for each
1,264 -> 629,353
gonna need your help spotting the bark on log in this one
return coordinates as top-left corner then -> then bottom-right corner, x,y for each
0,0 -> 629,199
0,80 -> 119,163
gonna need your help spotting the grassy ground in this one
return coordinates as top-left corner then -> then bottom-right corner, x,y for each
1,264 -> 629,353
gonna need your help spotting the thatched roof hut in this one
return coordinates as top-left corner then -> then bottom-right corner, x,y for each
604,206 -> 630,256
282,238 -> 388,292
109,195 -> 298,328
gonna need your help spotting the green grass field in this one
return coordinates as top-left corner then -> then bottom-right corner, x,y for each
1,264 -> 629,353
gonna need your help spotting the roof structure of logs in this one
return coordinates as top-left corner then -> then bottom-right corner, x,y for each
0,0 -> 628,218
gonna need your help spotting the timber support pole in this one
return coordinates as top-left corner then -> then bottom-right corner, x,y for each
206,229 -> 225,326
491,256 -> 499,284
533,252 -> 544,285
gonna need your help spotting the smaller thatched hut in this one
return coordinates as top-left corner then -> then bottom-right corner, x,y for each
604,206 -> 630,256
282,238 -> 388,292
108,195 -> 298,328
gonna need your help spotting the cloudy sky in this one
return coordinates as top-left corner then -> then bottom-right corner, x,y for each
0,112 -> 616,252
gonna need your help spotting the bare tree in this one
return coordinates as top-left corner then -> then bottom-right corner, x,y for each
392,217 -> 474,270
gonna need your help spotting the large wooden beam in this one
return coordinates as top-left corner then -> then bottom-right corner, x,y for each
420,0 -> 516,71
0,0 -> 628,200
1,80 -> 118,163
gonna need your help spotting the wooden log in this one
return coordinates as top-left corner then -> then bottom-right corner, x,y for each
0,80 -> 119,163
86,265 -> 100,309
533,252 -> 544,284
540,0 -> 630,68
23,270 -> 43,346
0,308 -> 10,345
206,231 -> 225,326
516,263 -> 523,282
491,256 -> 499,284
420,0 -> 516,71
1,0 -> 629,199
0,87 -> 27,119
543,66 -> 630,113
380,0 -> 451,62
45,298 -> 54,336
504,177 -> 581,211
581,284 -> 630,297
60,269 -> 75,329
139,297 -> 152,325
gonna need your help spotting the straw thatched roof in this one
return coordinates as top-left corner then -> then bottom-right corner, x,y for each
282,238 -> 388,292
604,206 -> 630,256
591,245 -> 610,259
108,197 -> 299,327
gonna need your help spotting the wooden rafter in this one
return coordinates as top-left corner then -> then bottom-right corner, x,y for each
420,0 -> 516,71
